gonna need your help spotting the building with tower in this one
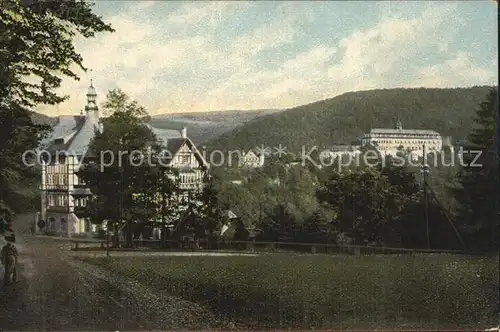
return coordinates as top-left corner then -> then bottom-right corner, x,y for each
320,120 -> 449,164
36,82 -> 209,237
360,120 -> 444,157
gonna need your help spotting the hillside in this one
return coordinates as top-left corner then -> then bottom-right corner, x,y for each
31,111 -> 57,126
29,109 -> 284,146
148,109 -> 284,144
206,86 -> 495,154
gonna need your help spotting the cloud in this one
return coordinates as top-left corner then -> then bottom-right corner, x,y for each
230,3 -> 313,59
35,1 -> 498,117
167,1 -> 250,26
328,3 -> 464,82
135,1 -> 156,10
416,52 -> 497,86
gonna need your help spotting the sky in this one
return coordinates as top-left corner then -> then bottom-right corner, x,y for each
37,0 -> 498,116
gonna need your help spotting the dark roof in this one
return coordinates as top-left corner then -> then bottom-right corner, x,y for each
44,116 -> 86,155
165,138 -> 186,157
162,137 -> 209,169
70,188 -> 92,196
43,117 -> 208,168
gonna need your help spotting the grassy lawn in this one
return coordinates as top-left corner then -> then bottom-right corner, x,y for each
79,253 -> 499,329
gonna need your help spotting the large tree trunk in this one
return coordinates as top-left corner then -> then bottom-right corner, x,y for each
160,224 -> 167,249
112,223 -> 120,248
125,219 -> 133,248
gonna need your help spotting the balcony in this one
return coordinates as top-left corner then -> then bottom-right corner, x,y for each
178,182 -> 203,190
71,187 -> 92,197
46,206 -> 70,213
45,185 -> 69,192
74,206 -> 89,218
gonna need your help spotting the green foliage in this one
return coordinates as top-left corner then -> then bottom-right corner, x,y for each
453,87 -> 498,250
195,174 -> 229,238
207,87 -> 494,154
77,89 -> 172,246
317,166 -> 419,246
83,254 -> 499,329
0,0 -> 113,106
211,88 -> 499,250
0,104 -> 50,217
102,89 -> 150,120
0,0 -> 112,220
216,180 -> 259,225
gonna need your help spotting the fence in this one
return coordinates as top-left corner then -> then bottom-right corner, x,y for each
68,237 -> 492,256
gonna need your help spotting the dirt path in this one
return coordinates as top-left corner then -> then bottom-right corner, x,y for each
0,214 -> 231,330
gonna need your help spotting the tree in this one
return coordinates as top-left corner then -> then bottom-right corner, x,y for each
1,0 -> 113,106
453,88 -> 498,251
357,143 -> 383,169
196,174 -> 228,246
217,181 -> 258,226
0,104 -> 51,219
317,167 -> 417,246
280,166 -> 318,226
297,206 -> 337,243
0,0 -> 113,221
77,89 -> 162,247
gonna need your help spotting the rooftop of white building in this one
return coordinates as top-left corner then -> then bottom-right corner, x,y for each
368,128 -> 441,136
366,120 -> 441,137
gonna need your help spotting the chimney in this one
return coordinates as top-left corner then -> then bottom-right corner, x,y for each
181,127 -> 187,139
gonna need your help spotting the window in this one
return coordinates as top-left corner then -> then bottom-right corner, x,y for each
181,155 -> 190,163
48,217 -> 56,231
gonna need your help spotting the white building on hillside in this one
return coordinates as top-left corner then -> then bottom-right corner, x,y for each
36,82 -> 209,237
320,121 -> 448,165
361,120 -> 443,158
241,149 -> 265,168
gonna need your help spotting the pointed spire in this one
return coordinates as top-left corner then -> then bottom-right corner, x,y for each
85,76 -> 98,120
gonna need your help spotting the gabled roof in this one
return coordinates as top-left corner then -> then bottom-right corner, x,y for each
41,115 -> 86,145
244,149 -> 263,157
42,116 -> 95,156
143,125 -> 207,167
66,116 -> 100,157
42,116 -> 208,168
42,115 -> 87,155
165,138 -> 186,156
163,137 -> 209,169
144,123 -> 181,145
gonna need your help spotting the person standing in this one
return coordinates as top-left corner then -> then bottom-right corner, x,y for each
1,232 -> 18,285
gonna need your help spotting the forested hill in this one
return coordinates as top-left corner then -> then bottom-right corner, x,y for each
31,111 -> 57,126
206,86 -> 495,154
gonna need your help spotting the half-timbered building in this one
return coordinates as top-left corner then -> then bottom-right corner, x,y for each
36,83 -> 209,237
